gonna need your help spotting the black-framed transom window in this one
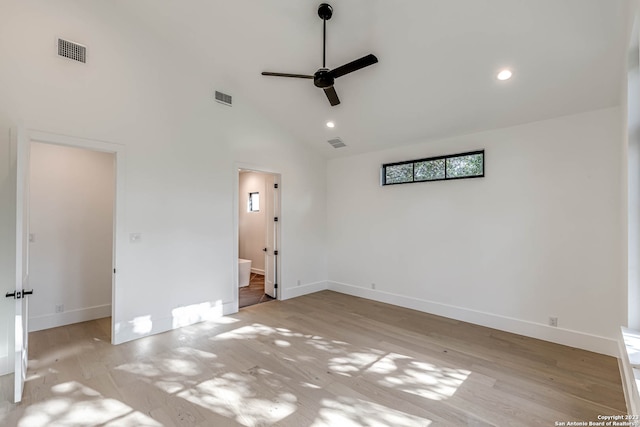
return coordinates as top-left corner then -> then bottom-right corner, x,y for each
382,150 -> 484,186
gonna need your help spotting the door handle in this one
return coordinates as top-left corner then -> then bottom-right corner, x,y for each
263,248 -> 268,252
5,290 -> 33,299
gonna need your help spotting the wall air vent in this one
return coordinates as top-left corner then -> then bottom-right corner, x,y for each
57,38 -> 86,63
215,91 -> 232,106
327,138 -> 346,149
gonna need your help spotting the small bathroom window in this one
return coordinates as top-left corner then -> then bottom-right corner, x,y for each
249,192 -> 260,212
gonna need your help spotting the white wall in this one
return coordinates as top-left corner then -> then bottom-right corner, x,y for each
238,171 -> 266,273
28,142 -> 114,331
327,107 -> 625,355
0,0 -> 327,344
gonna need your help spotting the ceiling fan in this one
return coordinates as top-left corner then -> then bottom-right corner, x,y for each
261,3 -> 378,107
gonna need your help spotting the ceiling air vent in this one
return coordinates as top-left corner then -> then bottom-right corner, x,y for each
57,38 -> 86,63
215,91 -> 232,106
327,138 -> 346,149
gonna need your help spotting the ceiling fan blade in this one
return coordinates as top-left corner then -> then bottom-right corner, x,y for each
323,86 -> 340,106
261,72 -> 314,79
330,54 -> 378,79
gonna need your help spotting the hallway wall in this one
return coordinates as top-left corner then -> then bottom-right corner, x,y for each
29,142 -> 114,331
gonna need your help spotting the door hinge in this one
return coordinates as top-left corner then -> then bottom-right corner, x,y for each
113,268 -> 116,274
274,250 -> 278,256
274,217 -> 278,222
274,183 -> 278,189
274,283 -> 278,289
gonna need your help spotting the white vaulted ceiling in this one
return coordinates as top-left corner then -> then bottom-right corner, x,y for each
115,0 -> 631,158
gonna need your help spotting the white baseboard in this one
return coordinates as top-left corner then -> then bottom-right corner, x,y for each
29,304 -> 112,332
113,300 -> 236,345
282,280 -> 328,300
222,300 -> 236,316
251,268 -> 265,275
328,281 -> 618,357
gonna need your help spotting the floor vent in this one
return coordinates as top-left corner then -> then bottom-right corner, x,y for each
327,138 -> 346,148
57,38 -> 86,63
215,91 -> 232,106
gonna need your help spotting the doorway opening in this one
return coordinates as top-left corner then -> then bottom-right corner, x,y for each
2,129 -> 122,404
28,142 -> 115,338
237,169 -> 280,309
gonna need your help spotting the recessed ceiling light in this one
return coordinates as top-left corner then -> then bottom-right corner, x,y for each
497,69 -> 512,81
326,121 -> 335,128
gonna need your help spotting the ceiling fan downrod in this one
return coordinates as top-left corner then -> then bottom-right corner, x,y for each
318,3 -> 333,68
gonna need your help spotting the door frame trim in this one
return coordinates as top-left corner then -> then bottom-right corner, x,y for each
233,163 -> 282,311
27,130 -> 125,345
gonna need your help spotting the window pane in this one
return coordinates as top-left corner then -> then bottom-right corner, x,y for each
446,153 -> 483,178
414,159 -> 445,181
385,164 -> 413,184
249,192 -> 260,212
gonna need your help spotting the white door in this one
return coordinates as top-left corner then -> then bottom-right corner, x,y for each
0,128 -> 16,405
263,175 -> 278,298
5,127 -> 30,403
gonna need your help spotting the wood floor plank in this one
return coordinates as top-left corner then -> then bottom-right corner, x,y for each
0,290 -> 626,426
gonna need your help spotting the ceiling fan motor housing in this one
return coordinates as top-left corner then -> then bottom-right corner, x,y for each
314,69 -> 334,88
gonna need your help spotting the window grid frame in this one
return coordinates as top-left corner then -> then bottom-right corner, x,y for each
381,149 -> 485,186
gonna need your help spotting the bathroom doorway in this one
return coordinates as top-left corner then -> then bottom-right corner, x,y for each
237,169 -> 280,308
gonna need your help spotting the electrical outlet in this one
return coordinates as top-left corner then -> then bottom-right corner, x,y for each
55,304 -> 64,313
549,316 -> 558,327
371,283 -> 376,290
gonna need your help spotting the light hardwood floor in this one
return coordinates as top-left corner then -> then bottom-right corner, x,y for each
0,291 -> 626,426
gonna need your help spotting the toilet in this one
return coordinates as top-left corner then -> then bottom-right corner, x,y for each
238,258 -> 252,287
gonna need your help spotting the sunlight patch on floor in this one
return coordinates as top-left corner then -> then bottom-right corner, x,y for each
17,381 -> 161,427
115,361 -> 162,378
215,323 -> 278,341
158,358 -> 201,376
313,397 -> 432,427
211,322 -> 470,403
178,370 -> 298,426
174,346 -> 218,361
329,350 -> 386,375
371,354 -> 470,400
